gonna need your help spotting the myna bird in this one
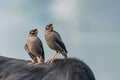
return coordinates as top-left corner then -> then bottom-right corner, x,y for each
24,29 -> 45,65
45,23 -> 68,64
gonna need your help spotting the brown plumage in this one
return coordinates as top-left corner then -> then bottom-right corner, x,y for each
45,24 -> 68,64
25,29 -> 45,65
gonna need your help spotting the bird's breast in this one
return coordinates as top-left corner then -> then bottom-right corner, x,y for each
45,32 -> 56,49
28,37 -> 36,42
27,37 -> 36,49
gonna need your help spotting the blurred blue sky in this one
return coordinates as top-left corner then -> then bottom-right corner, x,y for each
0,0 -> 120,80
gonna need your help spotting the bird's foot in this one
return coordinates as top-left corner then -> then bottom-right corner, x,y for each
46,59 -> 54,64
28,60 -> 35,65
34,61 -> 44,65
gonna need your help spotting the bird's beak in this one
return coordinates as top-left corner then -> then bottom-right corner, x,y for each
50,24 -> 54,28
36,29 -> 40,32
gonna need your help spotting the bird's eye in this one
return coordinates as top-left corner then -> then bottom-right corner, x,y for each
50,26 -> 53,28
46,26 -> 49,29
31,31 -> 35,34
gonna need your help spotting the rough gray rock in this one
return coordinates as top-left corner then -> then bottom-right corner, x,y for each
0,56 -> 95,80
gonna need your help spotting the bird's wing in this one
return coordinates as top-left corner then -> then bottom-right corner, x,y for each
34,37 -> 45,59
24,43 -> 35,60
53,31 -> 62,40
53,31 -> 68,53
24,43 -> 30,53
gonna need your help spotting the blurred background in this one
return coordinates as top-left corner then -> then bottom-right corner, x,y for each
0,0 -> 120,80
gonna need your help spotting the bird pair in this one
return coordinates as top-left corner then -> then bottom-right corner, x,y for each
24,23 -> 68,65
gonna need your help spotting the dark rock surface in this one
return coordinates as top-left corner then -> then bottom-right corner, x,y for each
0,56 -> 95,80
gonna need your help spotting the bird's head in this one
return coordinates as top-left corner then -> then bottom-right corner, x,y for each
46,23 -> 54,31
29,29 -> 40,36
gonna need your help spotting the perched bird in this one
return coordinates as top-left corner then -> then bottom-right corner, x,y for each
24,29 -> 45,65
45,23 -> 68,64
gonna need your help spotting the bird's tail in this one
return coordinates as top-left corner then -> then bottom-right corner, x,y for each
41,54 -> 44,60
64,48 -> 68,53
41,49 -> 45,60
61,50 -> 68,59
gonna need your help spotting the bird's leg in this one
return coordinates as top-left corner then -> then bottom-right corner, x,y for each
53,52 -> 60,60
29,53 -> 38,63
28,57 -> 37,65
62,50 -> 68,59
61,50 -> 68,63
46,52 -> 58,63
49,52 -> 60,64
36,56 -> 44,65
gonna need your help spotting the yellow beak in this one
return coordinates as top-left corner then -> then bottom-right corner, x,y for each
36,29 -> 40,32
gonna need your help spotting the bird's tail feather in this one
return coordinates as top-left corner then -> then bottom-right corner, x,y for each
62,50 -> 68,59
42,53 -> 45,60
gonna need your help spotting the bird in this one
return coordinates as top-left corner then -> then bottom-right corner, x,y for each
24,29 -> 45,65
45,23 -> 68,64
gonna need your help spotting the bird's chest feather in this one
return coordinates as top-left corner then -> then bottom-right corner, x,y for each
28,36 -> 36,42
27,37 -> 37,47
45,32 -> 56,48
45,32 -> 55,42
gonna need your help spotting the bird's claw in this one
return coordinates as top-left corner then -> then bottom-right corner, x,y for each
34,62 -> 43,65
28,61 -> 35,65
46,59 -> 54,64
